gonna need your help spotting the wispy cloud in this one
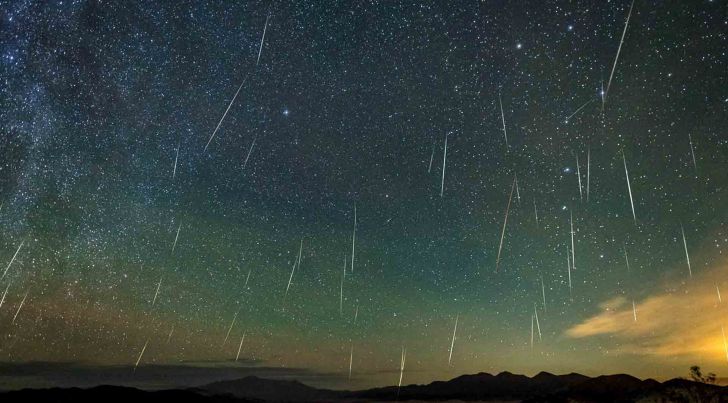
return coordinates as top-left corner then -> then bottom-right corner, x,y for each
566,260 -> 728,363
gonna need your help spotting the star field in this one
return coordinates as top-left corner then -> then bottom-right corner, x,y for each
0,0 -> 727,390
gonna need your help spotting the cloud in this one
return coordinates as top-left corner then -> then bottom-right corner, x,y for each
566,260 -> 728,363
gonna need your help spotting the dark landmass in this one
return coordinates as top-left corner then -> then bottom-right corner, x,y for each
2,371 -> 727,402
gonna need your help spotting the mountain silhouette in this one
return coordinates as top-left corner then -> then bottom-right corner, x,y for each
2,371 -> 727,402
199,376 -> 342,401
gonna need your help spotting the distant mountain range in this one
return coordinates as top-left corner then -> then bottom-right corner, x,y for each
2,371 -> 727,402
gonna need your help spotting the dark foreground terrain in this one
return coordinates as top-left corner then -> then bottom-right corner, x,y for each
2,371 -> 727,402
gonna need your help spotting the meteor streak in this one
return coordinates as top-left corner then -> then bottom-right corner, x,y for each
624,246 -> 631,272
12,289 -> 28,324
440,132 -> 449,197
172,222 -> 182,253
256,15 -> 270,66
0,282 -> 10,309
351,205 -> 356,273
348,343 -> 354,379
495,176 -> 517,273
397,346 -> 407,398
428,140 -> 435,173
134,339 -> 149,372
283,239 -> 304,306
681,224 -> 692,278
223,311 -> 239,346
622,151 -> 636,223
340,257 -> 346,315
152,277 -> 162,307
688,133 -> 697,173
570,211 -> 576,270
586,146 -> 591,202
448,315 -> 458,366
530,314 -> 534,349
576,154 -> 583,201
567,246 -> 572,295
172,144 -> 179,180
541,275 -> 546,312
564,99 -> 595,123
242,135 -> 257,171
605,0 -> 635,101
204,75 -> 250,151
2,240 -> 25,280
236,332 -> 246,361
499,93 -> 508,147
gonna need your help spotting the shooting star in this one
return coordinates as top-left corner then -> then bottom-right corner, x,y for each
283,239 -> 304,306
564,99 -> 595,123
242,135 -> 257,171
681,224 -> 692,278
204,75 -> 250,151
151,277 -> 162,307
172,222 -> 182,253
0,281 -> 10,309
534,305 -> 542,341
605,0 -> 635,101
172,143 -> 179,180
718,285 -> 722,304
2,240 -> 25,280
530,314 -> 535,349
256,14 -> 270,66
541,275 -> 546,312
448,315 -> 458,366
688,133 -> 697,173
354,305 -> 359,325
624,246 -> 631,272
351,205 -> 356,273
622,151 -> 636,223
567,245 -> 572,295
134,339 -> 149,372
12,289 -> 28,324
348,343 -> 354,379
576,154 -> 583,201
498,93 -> 508,148
167,326 -> 174,343
428,140 -> 435,173
223,310 -> 239,346
297,236 -> 304,266
440,132 -> 449,197
397,346 -> 407,398
570,211 -> 576,270
632,300 -> 637,321
245,267 -> 252,288
495,176 -> 517,273
236,332 -> 246,361
514,175 -> 521,204
586,146 -> 591,202
340,257 -> 346,315
533,198 -> 539,227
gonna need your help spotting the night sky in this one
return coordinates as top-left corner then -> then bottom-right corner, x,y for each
1,0 -> 727,391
